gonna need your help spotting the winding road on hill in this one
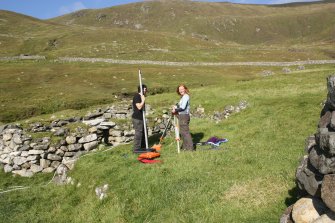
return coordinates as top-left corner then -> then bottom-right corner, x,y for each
1,56 -> 335,66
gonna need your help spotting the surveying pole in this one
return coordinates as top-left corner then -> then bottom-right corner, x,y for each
174,114 -> 180,153
138,69 -> 149,149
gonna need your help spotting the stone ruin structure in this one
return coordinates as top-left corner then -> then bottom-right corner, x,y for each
0,97 -> 248,182
0,102 -> 159,178
281,75 -> 335,223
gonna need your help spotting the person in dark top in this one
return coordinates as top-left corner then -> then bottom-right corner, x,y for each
132,84 -> 147,152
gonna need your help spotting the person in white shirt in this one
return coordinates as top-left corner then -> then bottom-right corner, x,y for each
172,84 -> 195,151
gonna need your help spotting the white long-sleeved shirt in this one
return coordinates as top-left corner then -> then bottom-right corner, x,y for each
177,94 -> 190,115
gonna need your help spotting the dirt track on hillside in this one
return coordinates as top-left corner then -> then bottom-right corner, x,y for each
1,56 -> 335,66
57,57 -> 335,66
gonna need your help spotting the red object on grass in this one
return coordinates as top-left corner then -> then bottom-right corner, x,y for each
137,158 -> 161,164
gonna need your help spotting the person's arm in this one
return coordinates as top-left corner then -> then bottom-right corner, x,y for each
135,93 -> 145,110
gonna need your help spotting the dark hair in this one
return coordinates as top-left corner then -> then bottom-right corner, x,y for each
176,84 -> 190,95
138,84 -> 147,93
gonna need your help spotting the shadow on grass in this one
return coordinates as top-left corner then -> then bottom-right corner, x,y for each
285,184 -> 307,207
148,132 -> 205,146
127,131 -> 205,150
191,132 -> 205,143
148,133 -> 162,145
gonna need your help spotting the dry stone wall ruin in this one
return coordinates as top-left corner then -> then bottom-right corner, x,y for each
281,75 -> 335,223
0,97 -> 248,179
0,102 -> 158,177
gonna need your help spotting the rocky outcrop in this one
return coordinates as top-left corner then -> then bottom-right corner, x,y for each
281,75 -> 335,223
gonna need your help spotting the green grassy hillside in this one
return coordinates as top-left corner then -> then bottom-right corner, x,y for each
0,60 -> 264,123
1,0 -> 334,122
1,1 -> 334,61
49,0 -> 335,44
0,10 -> 79,56
0,10 -> 236,61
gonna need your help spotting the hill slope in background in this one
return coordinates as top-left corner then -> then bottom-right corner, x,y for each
0,0 -> 334,61
49,0 -> 335,44
0,8 -> 225,60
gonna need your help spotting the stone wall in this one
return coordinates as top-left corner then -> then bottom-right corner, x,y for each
0,99 -> 247,178
0,102 -> 159,177
281,75 -> 335,223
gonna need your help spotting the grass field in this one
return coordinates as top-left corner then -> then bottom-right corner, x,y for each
1,63 -> 334,222
0,59 -> 270,123
1,1 -> 335,221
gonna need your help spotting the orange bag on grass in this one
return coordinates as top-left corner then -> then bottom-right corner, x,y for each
138,152 -> 160,159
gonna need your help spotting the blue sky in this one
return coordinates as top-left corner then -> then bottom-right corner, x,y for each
0,0 -> 318,19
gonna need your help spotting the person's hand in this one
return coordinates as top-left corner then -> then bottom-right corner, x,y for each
140,93 -> 145,103
172,105 -> 177,114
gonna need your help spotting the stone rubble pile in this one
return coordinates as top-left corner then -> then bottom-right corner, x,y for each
210,101 -> 248,122
281,75 -> 335,223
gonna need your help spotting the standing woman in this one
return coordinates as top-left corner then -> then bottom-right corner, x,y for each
172,84 -> 195,151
